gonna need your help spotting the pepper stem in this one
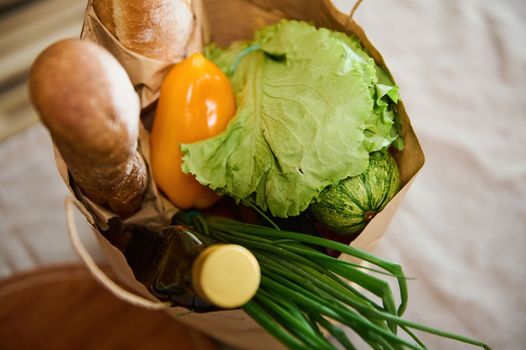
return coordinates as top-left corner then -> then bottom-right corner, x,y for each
229,43 -> 262,75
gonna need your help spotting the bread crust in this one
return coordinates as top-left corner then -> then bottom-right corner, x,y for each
29,39 -> 147,217
93,0 -> 194,61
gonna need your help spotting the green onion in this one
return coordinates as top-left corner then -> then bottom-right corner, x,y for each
176,213 -> 490,350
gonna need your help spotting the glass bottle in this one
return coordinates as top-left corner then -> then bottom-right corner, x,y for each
104,222 -> 260,311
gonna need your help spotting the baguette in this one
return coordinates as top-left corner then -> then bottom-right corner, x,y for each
93,0 -> 194,61
29,39 -> 147,217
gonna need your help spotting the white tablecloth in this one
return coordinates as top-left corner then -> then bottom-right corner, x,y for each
0,1 -> 524,349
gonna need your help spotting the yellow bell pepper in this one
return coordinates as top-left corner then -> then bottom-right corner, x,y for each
150,53 -> 236,209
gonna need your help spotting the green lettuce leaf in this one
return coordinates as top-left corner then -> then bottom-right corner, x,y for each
182,20 -> 402,217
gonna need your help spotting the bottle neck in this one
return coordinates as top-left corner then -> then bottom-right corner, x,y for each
103,222 -> 215,311
152,225 -> 214,310
101,221 -> 260,310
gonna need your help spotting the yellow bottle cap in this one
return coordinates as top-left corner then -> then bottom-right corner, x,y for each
192,244 -> 260,309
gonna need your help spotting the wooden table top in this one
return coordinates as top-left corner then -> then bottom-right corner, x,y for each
0,264 -> 218,350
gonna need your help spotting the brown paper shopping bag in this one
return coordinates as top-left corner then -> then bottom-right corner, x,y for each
57,1 -> 425,349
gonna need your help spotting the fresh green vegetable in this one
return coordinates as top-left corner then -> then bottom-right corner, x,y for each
178,213 -> 490,350
181,20 -> 403,218
310,151 -> 401,235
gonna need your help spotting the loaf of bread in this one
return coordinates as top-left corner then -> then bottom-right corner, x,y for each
93,0 -> 194,61
29,39 -> 147,217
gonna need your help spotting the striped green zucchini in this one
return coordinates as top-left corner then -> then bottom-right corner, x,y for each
309,151 -> 401,235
